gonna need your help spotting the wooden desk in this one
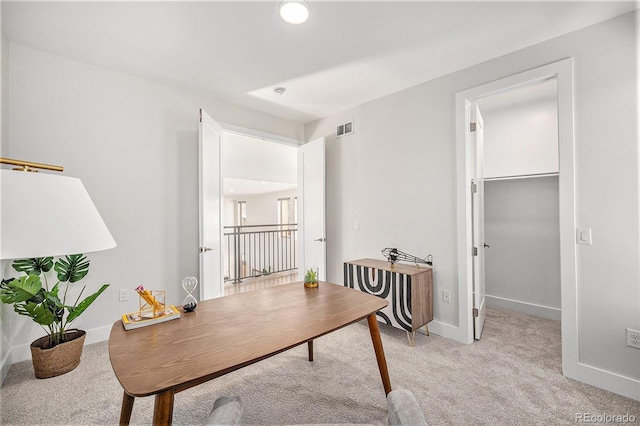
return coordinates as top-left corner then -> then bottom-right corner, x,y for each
109,282 -> 391,425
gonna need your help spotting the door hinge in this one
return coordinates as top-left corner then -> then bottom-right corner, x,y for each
472,247 -> 478,256
470,122 -> 477,132
471,182 -> 477,194
473,308 -> 479,318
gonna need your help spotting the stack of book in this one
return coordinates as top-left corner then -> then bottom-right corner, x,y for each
121,305 -> 180,330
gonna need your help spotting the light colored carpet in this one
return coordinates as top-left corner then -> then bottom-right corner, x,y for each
1,308 -> 638,425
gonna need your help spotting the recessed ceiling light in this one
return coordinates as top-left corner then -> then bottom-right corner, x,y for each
279,1 -> 310,25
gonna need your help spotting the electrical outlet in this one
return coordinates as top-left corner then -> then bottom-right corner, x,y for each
627,328 -> 640,349
442,290 -> 451,303
119,289 -> 129,302
353,221 -> 360,231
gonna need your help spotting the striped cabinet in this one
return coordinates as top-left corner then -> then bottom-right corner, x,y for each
343,258 -> 433,346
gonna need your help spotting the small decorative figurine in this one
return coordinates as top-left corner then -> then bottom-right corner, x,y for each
381,247 -> 433,268
182,276 -> 198,312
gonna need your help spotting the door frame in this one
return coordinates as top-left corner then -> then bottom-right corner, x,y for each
471,104 -> 486,340
220,122 -> 302,147
455,59 -> 577,375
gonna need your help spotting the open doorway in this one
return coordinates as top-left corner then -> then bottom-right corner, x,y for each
199,112 -> 325,301
221,132 -> 299,294
477,79 -> 561,322
473,79 -> 563,371
456,58 -> 579,379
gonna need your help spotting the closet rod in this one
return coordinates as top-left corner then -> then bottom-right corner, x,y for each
485,172 -> 559,182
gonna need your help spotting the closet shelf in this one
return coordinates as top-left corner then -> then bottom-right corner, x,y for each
485,172 -> 559,182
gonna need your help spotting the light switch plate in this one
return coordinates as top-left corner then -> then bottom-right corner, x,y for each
576,228 -> 592,245
119,288 -> 129,302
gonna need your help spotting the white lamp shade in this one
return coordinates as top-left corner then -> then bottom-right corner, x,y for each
1,169 -> 116,260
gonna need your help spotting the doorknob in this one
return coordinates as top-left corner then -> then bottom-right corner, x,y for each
200,247 -> 213,253
483,243 -> 490,248
314,238 -> 326,242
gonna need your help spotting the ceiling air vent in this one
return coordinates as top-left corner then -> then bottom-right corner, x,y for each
336,121 -> 354,138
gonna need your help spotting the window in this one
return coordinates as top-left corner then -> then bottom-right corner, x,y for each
278,198 -> 291,237
236,201 -> 247,226
278,198 -> 290,225
294,197 -> 298,240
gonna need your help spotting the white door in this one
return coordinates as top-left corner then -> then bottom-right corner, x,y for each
471,104 -> 487,339
199,109 -> 224,300
297,137 -> 326,281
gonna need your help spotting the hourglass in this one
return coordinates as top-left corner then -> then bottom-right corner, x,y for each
182,276 -> 198,312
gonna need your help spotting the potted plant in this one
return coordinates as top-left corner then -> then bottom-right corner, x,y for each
303,268 -> 318,288
0,254 -> 108,378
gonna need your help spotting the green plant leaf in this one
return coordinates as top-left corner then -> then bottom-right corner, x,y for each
2,254 -> 106,338
66,284 -> 109,323
43,285 -> 64,322
49,282 -> 60,300
55,254 -> 90,283
0,279 -> 16,304
12,257 -> 54,275
15,301 -> 56,326
304,268 -> 317,283
0,275 -> 42,304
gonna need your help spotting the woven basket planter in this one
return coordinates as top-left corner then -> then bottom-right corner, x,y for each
30,329 -> 86,379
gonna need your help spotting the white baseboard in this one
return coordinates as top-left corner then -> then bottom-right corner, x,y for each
421,320 -> 468,344
566,360 -> 640,402
8,324 -> 113,364
486,294 -> 561,321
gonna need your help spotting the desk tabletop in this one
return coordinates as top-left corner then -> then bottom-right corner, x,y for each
108,281 -> 388,397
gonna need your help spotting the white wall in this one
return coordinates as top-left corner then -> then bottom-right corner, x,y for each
223,132 -> 297,183
4,42 -> 303,363
305,11 -> 639,397
0,0 -> 12,384
479,81 -> 558,178
238,189 -> 297,226
0,2 -> 6,157
223,198 -> 235,227
484,176 -> 560,320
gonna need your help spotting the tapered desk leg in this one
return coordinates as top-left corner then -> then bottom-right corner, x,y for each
119,392 -> 135,426
308,340 -> 314,362
367,314 -> 392,395
153,389 -> 175,426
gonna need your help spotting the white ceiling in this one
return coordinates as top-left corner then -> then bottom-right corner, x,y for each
3,1 -> 638,124
222,131 -> 297,196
